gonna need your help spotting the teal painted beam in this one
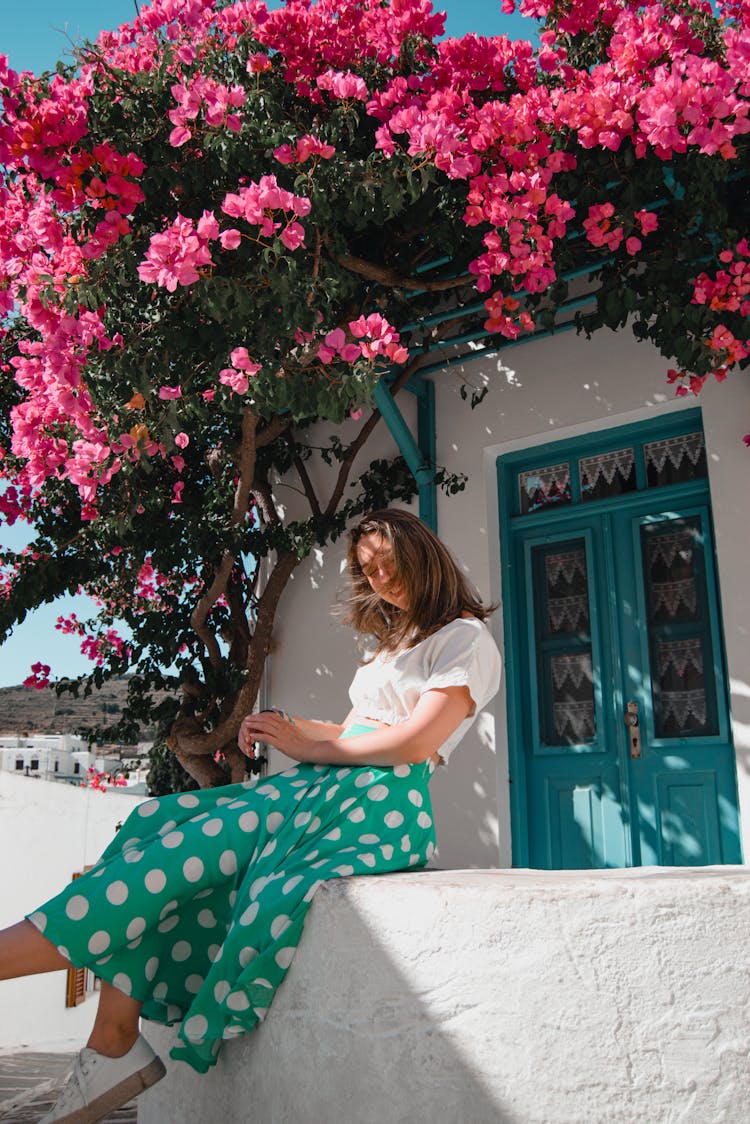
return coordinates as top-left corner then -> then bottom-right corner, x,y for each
400,259 -> 611,334
410,377 -> 437,531
416,319 -> 581,379
411,293 -> 597,364
373,379 -> 438,531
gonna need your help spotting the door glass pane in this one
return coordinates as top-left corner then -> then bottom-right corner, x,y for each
533,541 -> 596,746
641,516 -> 718,737
644,432 -> 706,488
580,447 -> 636,502
550,653 -> 595,742
519,462 -> 571,515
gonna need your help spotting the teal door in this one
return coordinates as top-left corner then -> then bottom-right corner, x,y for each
499,412 -> 742,869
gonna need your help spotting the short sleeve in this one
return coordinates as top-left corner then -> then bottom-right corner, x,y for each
420,620 -> 502,716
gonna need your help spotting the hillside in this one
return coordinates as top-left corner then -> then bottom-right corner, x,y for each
0,677 -> 165,740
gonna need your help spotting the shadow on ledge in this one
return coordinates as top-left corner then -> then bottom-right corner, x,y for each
138,866 -> 750,1124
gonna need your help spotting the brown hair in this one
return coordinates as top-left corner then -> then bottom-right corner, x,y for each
345,508 -> 493,655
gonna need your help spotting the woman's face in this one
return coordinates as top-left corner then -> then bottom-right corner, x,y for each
355,532 -> 409,611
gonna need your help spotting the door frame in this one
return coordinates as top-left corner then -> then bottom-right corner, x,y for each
496,407 -> 740,867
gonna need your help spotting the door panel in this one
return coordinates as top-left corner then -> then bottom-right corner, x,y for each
543,770 -> 629,869
522,523 -> 630,869
501,415 -> 741,870
655,772 -> 722,865
617,504 -> 738,866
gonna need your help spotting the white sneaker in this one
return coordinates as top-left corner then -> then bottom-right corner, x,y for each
38,1034 -> 166,1123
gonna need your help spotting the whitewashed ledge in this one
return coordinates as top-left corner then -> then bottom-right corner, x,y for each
138,867 -> 750,1124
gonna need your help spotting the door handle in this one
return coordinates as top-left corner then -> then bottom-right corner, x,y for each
624,701 -> 641,758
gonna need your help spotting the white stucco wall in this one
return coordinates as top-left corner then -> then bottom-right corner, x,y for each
140,866 -> 750,1124
0,772 -> 145,1051
264,327 -> 750,870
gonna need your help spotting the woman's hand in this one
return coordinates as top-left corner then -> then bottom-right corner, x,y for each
238,711 -> 316,763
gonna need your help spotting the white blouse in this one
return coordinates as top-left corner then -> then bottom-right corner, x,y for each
348,617 -> 502,765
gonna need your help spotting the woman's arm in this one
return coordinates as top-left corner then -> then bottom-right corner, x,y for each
287,714 -> 352,741
239,688 -> 473,767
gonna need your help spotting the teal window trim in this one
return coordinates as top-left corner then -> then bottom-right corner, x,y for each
503,408 -> 704,518
512,477 -> 710,531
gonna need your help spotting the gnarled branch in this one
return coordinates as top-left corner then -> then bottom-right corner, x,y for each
177,550 -> 301,758
251,478 -> 281,526
232,409 -> 259,526
190,552 -> 236,670
256,413 -> 291,448
289,436 -> 321,517
191,409 -> 261,667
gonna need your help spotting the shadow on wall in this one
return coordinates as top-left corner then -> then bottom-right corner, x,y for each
429,714 -> 502,868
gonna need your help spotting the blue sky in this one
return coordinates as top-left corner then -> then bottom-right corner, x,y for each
0,0 -> 537,688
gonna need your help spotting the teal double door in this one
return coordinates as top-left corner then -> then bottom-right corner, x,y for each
500,413 -> 742,869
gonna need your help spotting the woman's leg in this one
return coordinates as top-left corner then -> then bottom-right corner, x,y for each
1,921 -> 142,1057
0,920 -> 70,977
86,982 -> 143,1057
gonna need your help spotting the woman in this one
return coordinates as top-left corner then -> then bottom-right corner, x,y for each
0,509 -> 501,1124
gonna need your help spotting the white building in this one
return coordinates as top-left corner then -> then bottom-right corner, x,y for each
264,327 -> 750,873
0,733 -> 152,792
0,733 -> 93,783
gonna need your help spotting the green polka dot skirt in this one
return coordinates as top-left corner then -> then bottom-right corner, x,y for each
27,730 -> 436,1073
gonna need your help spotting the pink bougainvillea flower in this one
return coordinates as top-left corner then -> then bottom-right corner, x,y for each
174,431 -> 189,448
635,210 -> 659,235
196,210 -> 220,240
246,53 -> 271,74
219,368 -> 249,394
273,144 -> 295,165
230,346 -> 253,370
169,125 -> 191,148
23,662 -> 51,690
316,69 -> 369,101
280,222 -> 306,250
138,214 -> 215,291
158,385 -> 182,400
219,228 -> 241,250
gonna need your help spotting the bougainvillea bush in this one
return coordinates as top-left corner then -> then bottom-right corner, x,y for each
0,0 -> 747,789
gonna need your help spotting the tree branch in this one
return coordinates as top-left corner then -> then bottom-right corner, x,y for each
232,408 -> 259,526
307,226 -> 322,305
251,478 -> 281,526
256,413 -> 291,448
337,253 -> 471,292
191,409 -> 261,667
177,550 -> 301,758
288,435 -> 321,517
190,552 -> 235,670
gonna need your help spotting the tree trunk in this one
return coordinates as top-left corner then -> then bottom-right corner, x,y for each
167,550 -> 302,787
